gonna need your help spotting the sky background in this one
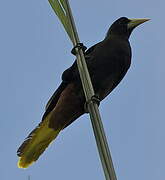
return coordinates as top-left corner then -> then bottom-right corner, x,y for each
0,0 -> 164,180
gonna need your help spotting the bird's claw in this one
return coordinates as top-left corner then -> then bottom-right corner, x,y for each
84,95 -> 101,113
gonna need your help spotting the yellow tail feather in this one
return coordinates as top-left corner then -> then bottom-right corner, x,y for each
17,114 -> 61,168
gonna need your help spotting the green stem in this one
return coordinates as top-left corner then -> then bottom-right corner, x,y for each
64,0 -> 117,179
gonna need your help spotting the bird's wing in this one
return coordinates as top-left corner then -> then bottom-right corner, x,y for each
44,82 -> 67,116
17,83 -> 84,168
46,43 -> 99,112
61,43 -> 99,83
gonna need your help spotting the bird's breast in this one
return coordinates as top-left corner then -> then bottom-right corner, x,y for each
96,75 -> 117,100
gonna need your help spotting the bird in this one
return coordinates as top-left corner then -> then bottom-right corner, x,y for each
17,17 -> 149,168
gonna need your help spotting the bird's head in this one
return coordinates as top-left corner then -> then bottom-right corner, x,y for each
106,17 -> 150,39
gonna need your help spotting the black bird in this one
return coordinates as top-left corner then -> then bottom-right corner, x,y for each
17,17 -> 149,168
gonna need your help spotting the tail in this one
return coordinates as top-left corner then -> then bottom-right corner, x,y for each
17,111 -> 62,168
17,82 -> 84,168
17,83 -> 67,169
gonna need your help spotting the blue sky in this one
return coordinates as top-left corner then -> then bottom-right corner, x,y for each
1,0 -> 165,179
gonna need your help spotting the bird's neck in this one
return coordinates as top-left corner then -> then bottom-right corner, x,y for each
105,32 -> 130,41
103,34 -> 132,59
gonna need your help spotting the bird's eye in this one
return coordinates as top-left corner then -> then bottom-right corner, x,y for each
118,17 -> 129,25
118,21 -> 124,25
118,21 -> 126,26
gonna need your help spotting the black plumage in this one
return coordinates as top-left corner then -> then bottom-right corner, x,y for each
17,17 -> 149,168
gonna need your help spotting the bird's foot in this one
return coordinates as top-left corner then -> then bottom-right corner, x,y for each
84,95 -> 101,113
71,43 -> 87,55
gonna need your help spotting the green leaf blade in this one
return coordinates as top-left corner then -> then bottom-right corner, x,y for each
48,0 -> 73,42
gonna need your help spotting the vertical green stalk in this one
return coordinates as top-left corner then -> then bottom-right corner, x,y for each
48,1 -> 117,179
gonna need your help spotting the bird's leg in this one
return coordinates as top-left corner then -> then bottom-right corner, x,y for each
84,95 -> 101,113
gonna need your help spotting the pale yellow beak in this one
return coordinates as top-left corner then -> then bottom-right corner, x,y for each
127,18 -> 150,29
